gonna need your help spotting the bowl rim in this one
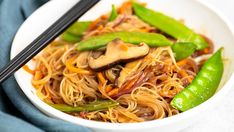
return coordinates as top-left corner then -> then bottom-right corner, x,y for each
11,0 -> 234,130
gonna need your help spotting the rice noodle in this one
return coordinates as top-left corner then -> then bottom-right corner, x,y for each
30,2 -> 206,123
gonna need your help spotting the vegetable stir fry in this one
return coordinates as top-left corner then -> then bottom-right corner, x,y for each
26,1 -> 223,123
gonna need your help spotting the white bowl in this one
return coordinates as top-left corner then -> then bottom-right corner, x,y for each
11,0 -> 234,132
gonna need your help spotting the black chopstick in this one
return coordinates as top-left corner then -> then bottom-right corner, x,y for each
0,0 -> 100,83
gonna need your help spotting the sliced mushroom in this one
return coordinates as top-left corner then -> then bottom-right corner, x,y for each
88,39 -> 149,71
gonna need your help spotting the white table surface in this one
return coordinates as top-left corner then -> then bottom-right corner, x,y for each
182,0 -> 234,132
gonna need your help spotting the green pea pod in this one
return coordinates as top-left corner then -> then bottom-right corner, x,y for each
77,31 -> 173,51
61,32 -> 81,43
108,5 -> 118,21
171,48 -> 224,111
48,100 -> 119,112
132,3 -> 208,50
61,21 -> 91,42
172,42 -> 196,61
66,21 -> 91,35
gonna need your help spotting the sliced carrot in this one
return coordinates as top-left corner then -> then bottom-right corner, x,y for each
176,59 -> 188,67
34,71 -> 43,80
160,89 -> 178,98
100,15 -> 108,19
88,14 -> 108,31
105,85 -> 113,93
119,1 -> 132,14
66,57 -> 93,75
97,72 -> 106,85
119,74 -> 139,92
179,70 -> 193,83
88,19 -> 100,31
172,59 -> 189,71
107,88 -> 119,96
204,48 -> 209,54
23,65 -> 35,75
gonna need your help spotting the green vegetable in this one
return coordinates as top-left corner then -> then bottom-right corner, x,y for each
77,31 -> 173,51
132,2 -> 208,50
66,21 -> 91,35
171,48 -> 224,111
61,32 -> 81,42
172,42 -> 197,61
48,100 -> 119,112
61,21 -> 91,42
108,5 -> 118,21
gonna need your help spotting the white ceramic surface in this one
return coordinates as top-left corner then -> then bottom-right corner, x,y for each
10,0 -> 234,132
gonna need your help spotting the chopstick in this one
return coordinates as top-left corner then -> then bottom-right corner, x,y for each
0,0 -> 100,83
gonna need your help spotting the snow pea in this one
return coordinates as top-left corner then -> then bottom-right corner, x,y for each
172,42 -> 196,61
171,48 -> 223,111
77,31 -> 173,51
65,21 -> 91,35
48,100 -> 119,112
61,21 -> 91,42
61,32 -> 82,42
108,5 -> 118,21
132,3 -> 208,50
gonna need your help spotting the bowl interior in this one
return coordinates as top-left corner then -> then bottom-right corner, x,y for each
11,0 -> 234,131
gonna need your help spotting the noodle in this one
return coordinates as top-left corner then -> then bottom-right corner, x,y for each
32,43 -> 185,122
28,1 -> 210,123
